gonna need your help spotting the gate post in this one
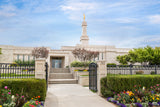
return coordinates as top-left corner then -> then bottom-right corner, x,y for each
97,60 -> 107,96
35,58 -> 46,79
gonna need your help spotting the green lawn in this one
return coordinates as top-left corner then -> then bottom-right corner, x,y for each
0,73 -> 35,77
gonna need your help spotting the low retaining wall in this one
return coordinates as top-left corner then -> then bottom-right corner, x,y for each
78,76 -> 89,86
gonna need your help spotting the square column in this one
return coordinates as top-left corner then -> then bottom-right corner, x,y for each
97,60 -> 107,96
35,58 -> 46,79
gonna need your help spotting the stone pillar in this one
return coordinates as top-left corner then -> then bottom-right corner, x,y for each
97,60 -> 107,96
35,58 -> 46,79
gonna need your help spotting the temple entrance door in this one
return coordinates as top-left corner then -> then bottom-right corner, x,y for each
52,58 -> 62,68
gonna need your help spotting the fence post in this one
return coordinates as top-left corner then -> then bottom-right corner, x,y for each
45,62 -> 48,90
130,64 -> 133,75
35,58 -> 46,79
155,64 -> 157,74
97,60 -> 107,96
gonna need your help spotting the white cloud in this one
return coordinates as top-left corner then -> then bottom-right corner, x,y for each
148,15 -> 160,24
90,35 -> 160,48
113,17 -> 139,23
0,5 -> 17,17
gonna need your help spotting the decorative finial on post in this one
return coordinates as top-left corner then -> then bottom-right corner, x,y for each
83,13 -> 85,21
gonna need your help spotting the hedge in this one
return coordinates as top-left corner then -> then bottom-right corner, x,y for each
70,61 -> 92,67
101,75 -> 160,97
107,63 -> 116,67
0,79 -> 46,101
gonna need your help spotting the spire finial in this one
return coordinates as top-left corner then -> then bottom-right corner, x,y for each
83,13 -> 85,20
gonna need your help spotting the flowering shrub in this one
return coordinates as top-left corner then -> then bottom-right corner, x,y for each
0,86 -> 29,107
0,86 -> 16,107
23,96 -> 44,107
107,84 -> 160,107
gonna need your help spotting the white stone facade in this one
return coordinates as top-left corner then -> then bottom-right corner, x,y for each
0,18 -> 130,68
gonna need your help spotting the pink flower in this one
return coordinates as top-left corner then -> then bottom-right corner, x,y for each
8,92 -> 11,94
2,93 -> 4,96
4,86 -> 7,89
134,85 -> 136,87
22,96 -> 24,98
157,84 -> 159,86
151,86 -> 153,89
154,86 -> 156,88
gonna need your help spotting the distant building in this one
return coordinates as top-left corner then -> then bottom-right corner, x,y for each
0,16 -> 130,68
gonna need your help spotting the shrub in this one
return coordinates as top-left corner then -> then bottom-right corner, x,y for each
14,60 -> 35,65
151,71 -> 156,75
107,63 -> 116,67
101,75 -> 160,97
135,71 -> 144,74
0,79 -> 46,101
70,61 -> 92,67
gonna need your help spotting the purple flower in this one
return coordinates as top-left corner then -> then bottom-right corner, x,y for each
151,91 -> 154,94
158,102 -> 160,106
107,97 -> 112,101
111,100 -> 117,104
41,103 -> 44,106
135,103 -> 143,107
117,103 -> 126,107
148,102 -> 153,106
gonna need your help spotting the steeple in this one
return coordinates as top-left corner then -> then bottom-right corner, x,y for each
80,14 -> 89,45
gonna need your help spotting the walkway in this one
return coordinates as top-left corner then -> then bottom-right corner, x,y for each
44,84 -> 115,107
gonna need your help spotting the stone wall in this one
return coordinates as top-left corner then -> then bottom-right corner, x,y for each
0,45 -> 130,66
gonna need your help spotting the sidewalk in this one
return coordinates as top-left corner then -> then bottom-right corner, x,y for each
44,84 -> 115,107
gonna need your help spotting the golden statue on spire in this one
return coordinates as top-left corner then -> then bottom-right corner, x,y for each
83,13 -> 85,20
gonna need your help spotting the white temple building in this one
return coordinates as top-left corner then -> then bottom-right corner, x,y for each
0,16 -> 130,68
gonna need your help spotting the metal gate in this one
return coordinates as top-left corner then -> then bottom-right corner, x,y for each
89,63 -> 97,92
45,62 -> 48,90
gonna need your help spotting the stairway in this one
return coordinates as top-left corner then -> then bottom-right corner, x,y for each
49,68 -> 78,84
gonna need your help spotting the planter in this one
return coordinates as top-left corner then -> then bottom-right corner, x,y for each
78,76 -> 89,86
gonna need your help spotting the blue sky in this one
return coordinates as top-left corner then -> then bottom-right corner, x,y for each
0,0 -> 160,49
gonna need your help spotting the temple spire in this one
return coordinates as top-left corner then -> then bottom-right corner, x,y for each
83,13 -> 85,21
80,14 -> 89,45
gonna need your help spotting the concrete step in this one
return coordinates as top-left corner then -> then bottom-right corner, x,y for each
49,73 -> 73,79
50,68 -> 70,73
49,79 -> 78,84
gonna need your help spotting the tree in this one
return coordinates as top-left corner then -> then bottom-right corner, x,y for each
117,55 -> 130,65
117,46 -> 160,65
32,47 -> 49,59
72,48 -> 99,62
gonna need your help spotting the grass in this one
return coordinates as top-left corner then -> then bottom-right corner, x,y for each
0,73 -> 35,77
80,75 -> 89,77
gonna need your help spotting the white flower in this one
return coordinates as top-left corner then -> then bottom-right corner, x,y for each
11,95 -> 14,99
143,86 -> 145,90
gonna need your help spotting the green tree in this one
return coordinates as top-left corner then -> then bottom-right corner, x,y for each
117,46 -> 160,65
116,55 -> 130,65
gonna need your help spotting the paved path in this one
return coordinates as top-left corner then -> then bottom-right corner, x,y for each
44,84 -> 115,107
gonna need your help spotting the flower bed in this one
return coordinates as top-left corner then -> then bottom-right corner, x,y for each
107,84 -> 160,107
0,86 -> 44,107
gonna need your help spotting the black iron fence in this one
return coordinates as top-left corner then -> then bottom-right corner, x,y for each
0,63 -> 35,79
45,62 -> 48,90
107,64 -> 160,75
89,63 -> 97,92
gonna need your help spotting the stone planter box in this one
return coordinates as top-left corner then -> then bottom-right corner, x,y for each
77,71 -> 89,76
78,76 -> 89,86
